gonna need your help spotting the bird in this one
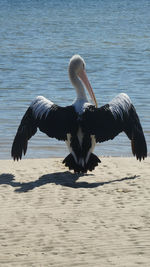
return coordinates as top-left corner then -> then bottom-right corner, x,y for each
11,54 -> 147,173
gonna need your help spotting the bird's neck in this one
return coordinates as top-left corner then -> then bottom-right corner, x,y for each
69,71 -> 88,101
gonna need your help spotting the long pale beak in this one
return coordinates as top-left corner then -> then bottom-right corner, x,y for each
78,69 -> 98,108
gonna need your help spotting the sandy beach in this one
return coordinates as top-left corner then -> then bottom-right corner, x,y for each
0,157 -> 150,266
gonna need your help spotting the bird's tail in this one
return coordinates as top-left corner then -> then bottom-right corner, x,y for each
86,153 -> 101,172
63,153 -> 101,173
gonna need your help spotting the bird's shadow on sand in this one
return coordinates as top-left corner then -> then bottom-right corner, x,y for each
0,172 -> 139,193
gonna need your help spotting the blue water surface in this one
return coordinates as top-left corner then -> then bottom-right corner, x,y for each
0,0 -> 149,159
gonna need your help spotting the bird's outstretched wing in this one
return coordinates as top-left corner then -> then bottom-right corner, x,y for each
11,96 -> 77,160
81,93 -> 147,161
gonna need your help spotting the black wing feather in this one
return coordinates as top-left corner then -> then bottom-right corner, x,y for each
11,107 -> 37,160
11,96 -> 77,161
81,104 -> 123,142
123,105 -> 147,161
37,104 -> 77,140
81,93 -> 147,161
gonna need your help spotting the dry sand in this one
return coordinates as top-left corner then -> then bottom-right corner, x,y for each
0,157 -> 150,266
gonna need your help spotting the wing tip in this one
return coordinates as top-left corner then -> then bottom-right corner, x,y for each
131,134 -> 147,162
11,151 -> 22,161
11,138 -> 26,162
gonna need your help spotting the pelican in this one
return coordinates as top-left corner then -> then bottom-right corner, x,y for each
11,55 -> 147,173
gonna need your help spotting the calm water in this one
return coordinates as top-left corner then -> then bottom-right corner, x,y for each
0,0 -> 150,159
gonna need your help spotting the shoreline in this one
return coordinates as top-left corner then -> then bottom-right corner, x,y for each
1,154 -> 149,160
1,156 -> 149,175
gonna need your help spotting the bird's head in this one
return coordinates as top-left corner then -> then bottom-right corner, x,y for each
69,55 -> 98,108
69,54 -> 86,75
